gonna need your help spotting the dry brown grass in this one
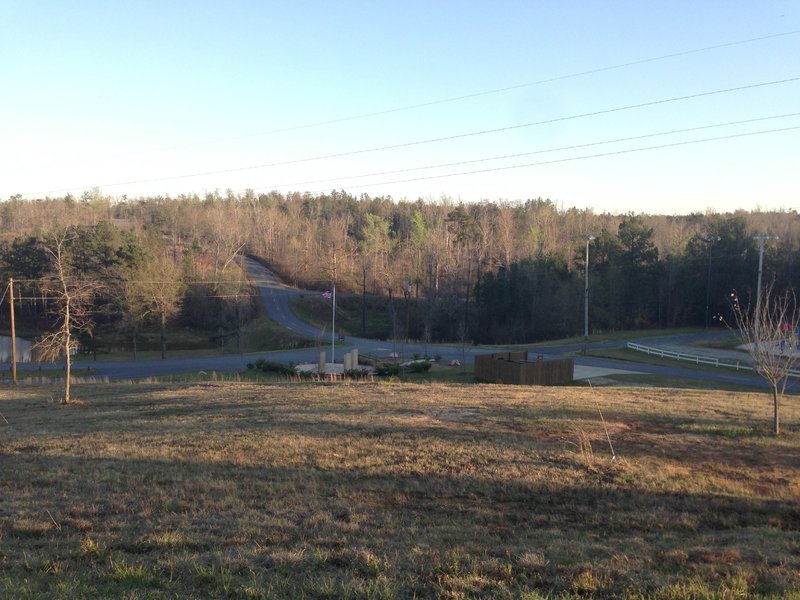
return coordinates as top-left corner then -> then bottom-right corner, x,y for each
0,381 -> 798,599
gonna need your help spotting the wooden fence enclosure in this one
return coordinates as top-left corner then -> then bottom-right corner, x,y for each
474,351 -> 574,386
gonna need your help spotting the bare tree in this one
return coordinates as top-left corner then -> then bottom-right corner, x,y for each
203,202 -> 247,280
117,261 -> 154,360
220,258 -> 254,355
144,256 -> 185,360
728,284 -> 799,434
34,228 -> 98,404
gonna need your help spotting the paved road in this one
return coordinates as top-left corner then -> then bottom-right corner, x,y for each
5,260 -> 791,392
242,256 -> 490,365
230,262 -> 787,391
243,257 -> 319,338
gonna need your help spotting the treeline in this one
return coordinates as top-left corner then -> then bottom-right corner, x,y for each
1,189 -> 798,346
0,197 -> 257,355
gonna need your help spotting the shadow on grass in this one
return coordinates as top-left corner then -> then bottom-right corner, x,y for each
2,449 -> 799,598
2,382 -> 799,597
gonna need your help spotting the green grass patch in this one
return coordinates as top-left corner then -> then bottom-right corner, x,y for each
677,422 -> 770,438
585,373 -> 765,393
290,294 -> 395,338
238,315 -> 316,352
481,328 -> 708,349
686,331 -> 744,350
582,347 -> 746,372
397,362 -> 476,384
73,316 -> 314,363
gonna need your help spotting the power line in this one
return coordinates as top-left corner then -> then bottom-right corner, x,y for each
6,278 -> 253,285
131,30 -> 800,151
244,112 -> 800,191
302,125 -> 800,192
26,77 -> 800,196
12,294 -> 260,300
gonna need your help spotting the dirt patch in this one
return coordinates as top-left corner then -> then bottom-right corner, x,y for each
433,408 -> 484,423
388,407 -> 486,425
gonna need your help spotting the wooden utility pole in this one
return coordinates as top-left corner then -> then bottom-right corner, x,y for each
362,264 -> 366,337
753,233 -> 778,340
9,279 -> 17,385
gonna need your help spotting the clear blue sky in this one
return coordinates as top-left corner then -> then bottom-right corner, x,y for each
2,1 -> 798,214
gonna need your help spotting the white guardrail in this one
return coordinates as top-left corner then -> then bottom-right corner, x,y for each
625,342 -> 800,378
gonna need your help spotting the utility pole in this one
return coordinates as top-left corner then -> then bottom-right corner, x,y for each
404,281 -> 412,343
704,236 -> 720,329
9,279 -> 17,385
753,233 -> 778,325
362,264 -> 366,337
584,236 -> 595,340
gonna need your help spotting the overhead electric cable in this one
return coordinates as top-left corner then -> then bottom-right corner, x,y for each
27,77 -> 800,196
244,112 -> 800,190
18,29 -> 793,180
301,125 -> 800,192
149,30 -> 800,148
11,280 -> 255,286
13,294 -> 260,300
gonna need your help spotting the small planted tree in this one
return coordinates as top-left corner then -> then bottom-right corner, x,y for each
35,228 -> 99,404
728,284 -> 799,434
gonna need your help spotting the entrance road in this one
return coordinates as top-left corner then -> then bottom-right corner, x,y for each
7,261 -> 793,393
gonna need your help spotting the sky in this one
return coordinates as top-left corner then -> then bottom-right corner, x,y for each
1,1 -> 798,214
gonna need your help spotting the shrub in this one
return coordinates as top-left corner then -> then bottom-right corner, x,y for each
409,361 -> 432,373
344,368 -> 372,381
253,359 -> 296,376
375,364 -> 401,376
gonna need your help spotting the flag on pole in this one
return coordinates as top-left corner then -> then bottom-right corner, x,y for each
322,290 -> 332,299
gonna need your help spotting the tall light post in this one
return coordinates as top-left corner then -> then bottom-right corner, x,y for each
331,249 -> 337,365
704,236 -> 720,329
753,233 -> 778,322
584,235 -> 595,340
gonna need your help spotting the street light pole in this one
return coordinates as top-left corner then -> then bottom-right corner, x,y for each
9,278 -> 16,385
584,236 -> 595,340
331,250 -> 337,365
753,233 -> 778,320
704,236 -> 720,329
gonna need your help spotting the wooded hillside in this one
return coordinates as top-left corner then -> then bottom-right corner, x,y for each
1,190 -> 798,346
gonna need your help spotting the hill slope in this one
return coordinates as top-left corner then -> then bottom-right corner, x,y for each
1,382 -> 798,598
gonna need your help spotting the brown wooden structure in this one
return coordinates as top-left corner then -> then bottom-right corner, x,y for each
474,351 -> 574,386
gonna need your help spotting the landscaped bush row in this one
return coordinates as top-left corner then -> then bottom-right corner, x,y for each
246,359 -> 297,376
375,361 -> 432,376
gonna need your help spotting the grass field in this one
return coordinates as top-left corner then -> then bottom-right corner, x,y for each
484,329 -> 709,349
1,382 -> 798,599
584,373 -> 766,393
290,295 -> 394,340
70,316 -> 316,364
581,347 -> 757,375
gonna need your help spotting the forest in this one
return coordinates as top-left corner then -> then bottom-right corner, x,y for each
1,189 -> 798,351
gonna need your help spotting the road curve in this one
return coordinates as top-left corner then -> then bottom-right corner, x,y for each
242,257 -> 322,339
242,259 -> 787,391
4,261 -> 786,390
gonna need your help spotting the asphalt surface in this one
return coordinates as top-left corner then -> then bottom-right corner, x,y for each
6,260 -> 793,392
